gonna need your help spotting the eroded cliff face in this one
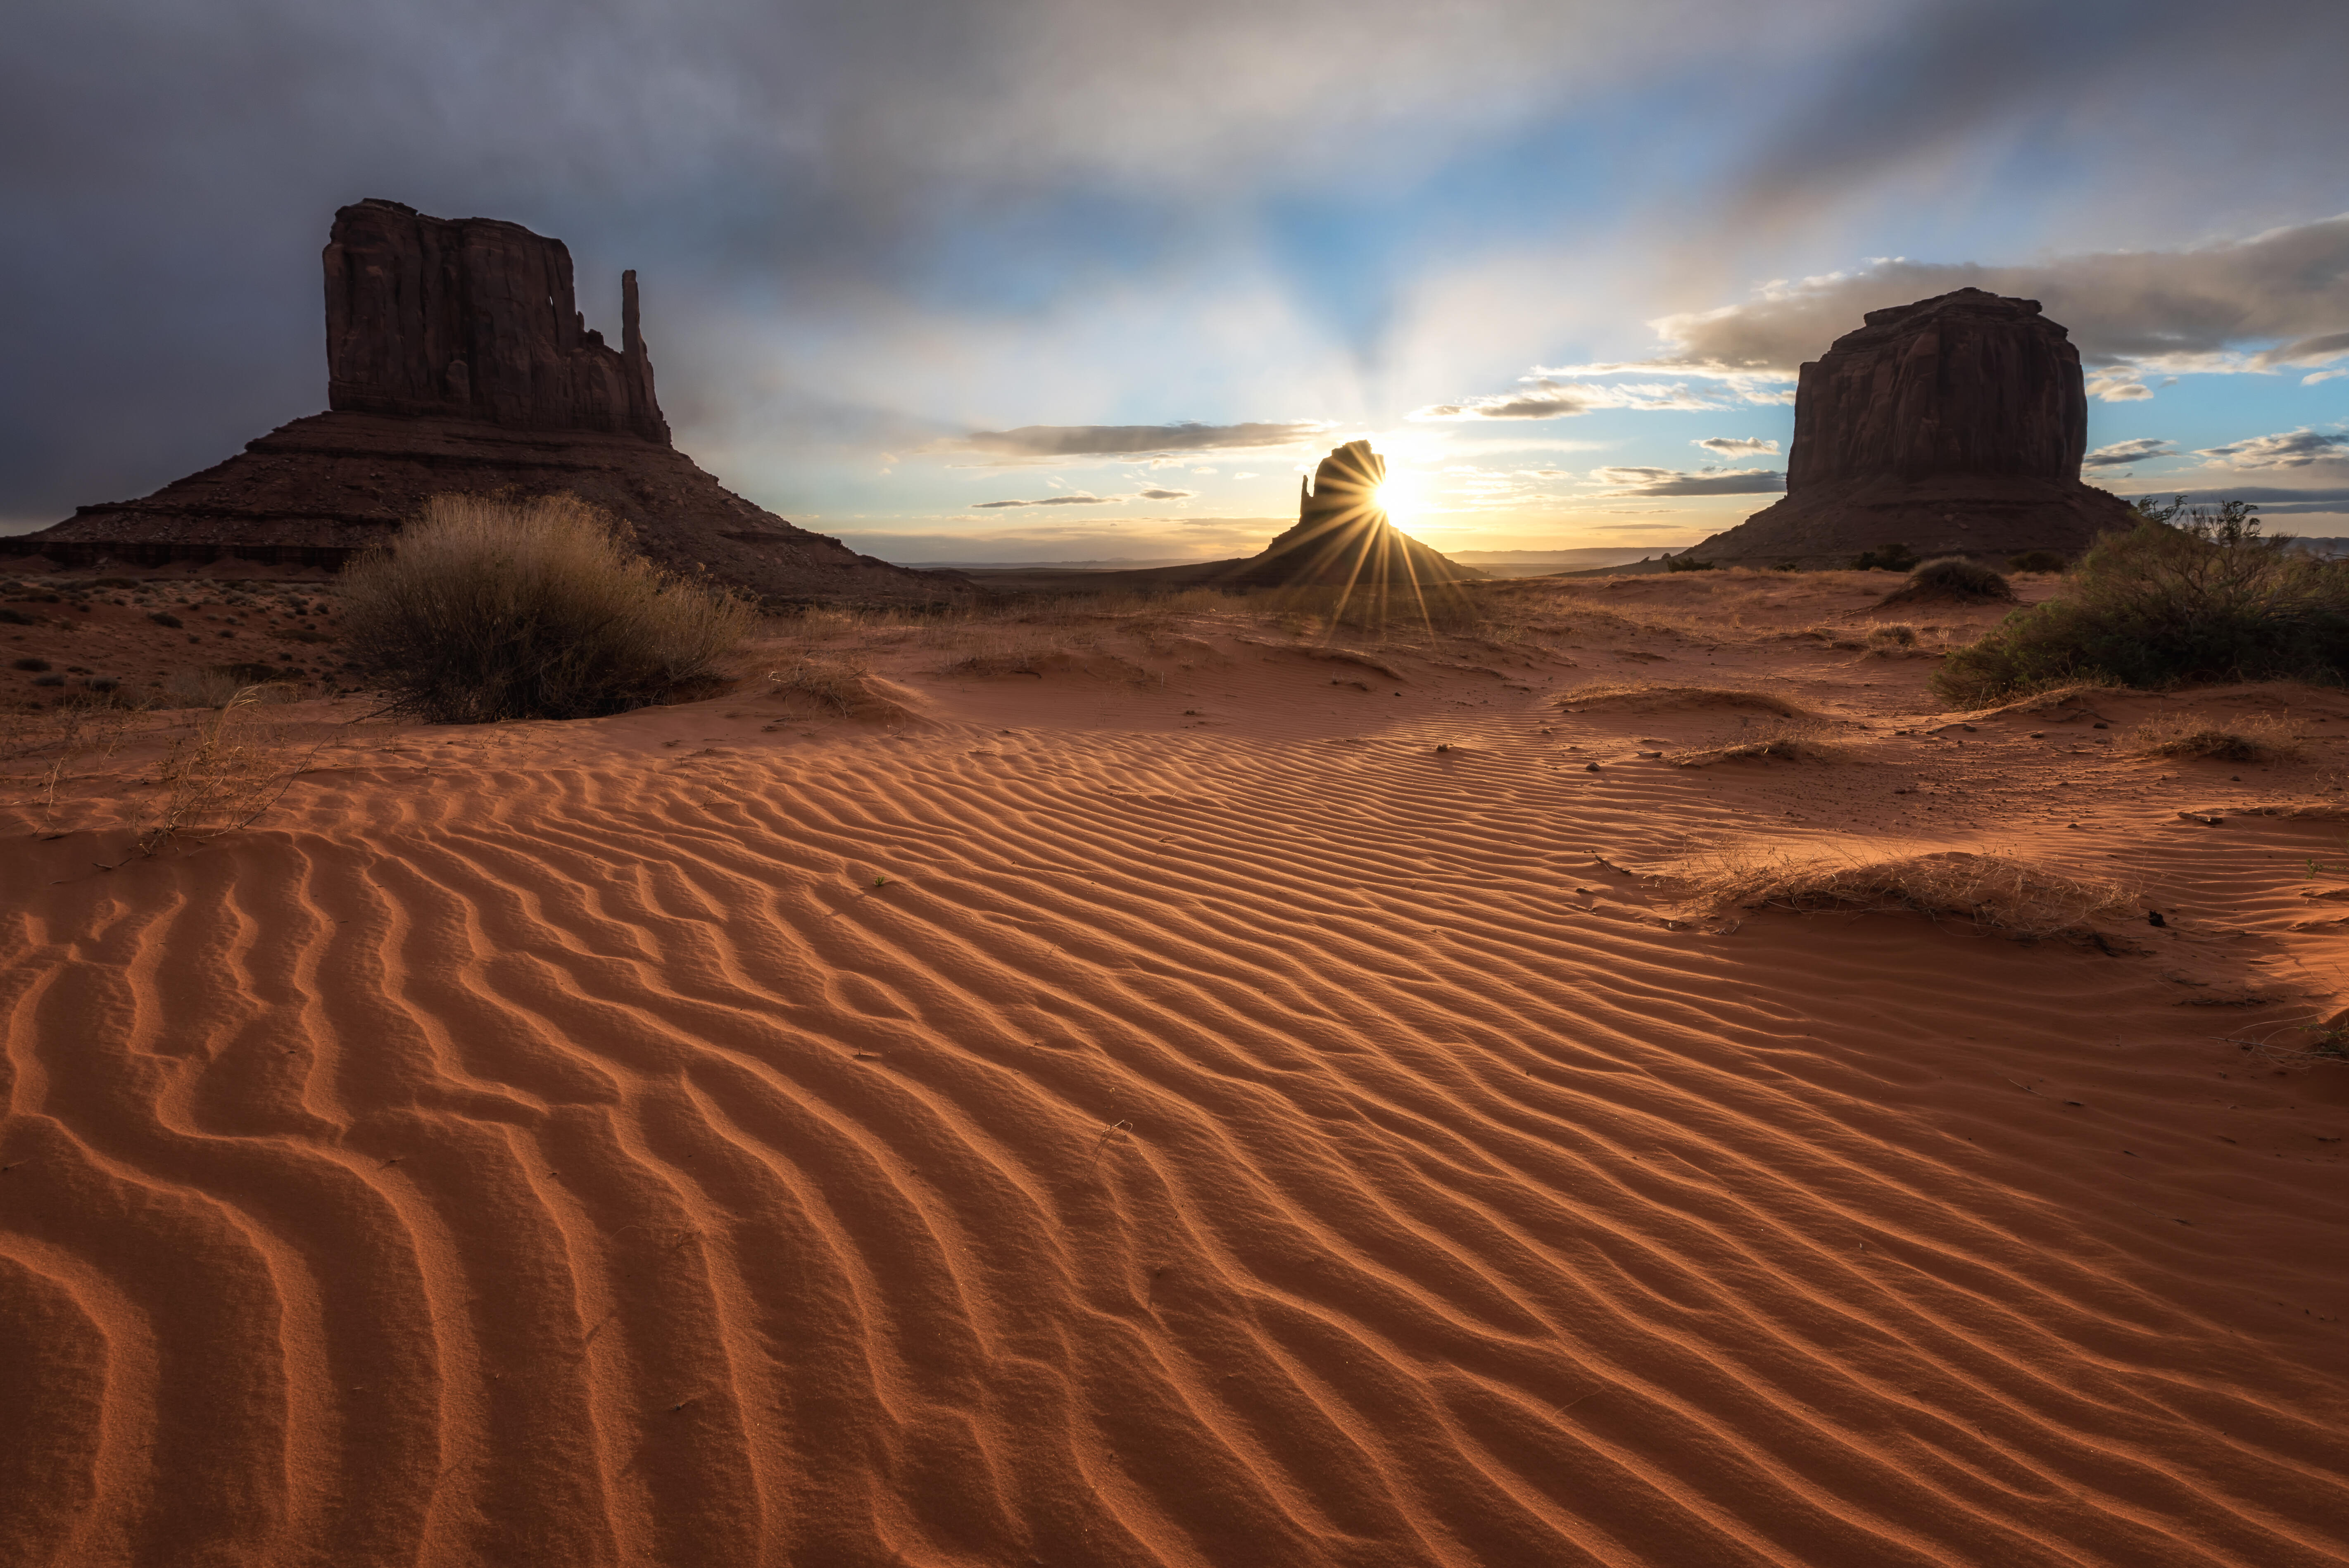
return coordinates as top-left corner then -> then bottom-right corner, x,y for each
323,199 -> 670,445
1784,288 -> 2086,490
1682,288 -> 2135,566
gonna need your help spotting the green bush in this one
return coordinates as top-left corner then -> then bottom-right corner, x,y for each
1852,542 -> 1919,572
340,493 -> 754,723
1664,553 -> 1718,573
1934,498 -> 2349,705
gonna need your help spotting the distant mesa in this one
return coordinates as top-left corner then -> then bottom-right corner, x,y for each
6,199 -> 958,606
1681,287 -> 2138,568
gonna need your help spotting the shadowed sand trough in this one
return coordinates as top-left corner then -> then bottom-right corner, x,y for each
3,575 -> 2346,1566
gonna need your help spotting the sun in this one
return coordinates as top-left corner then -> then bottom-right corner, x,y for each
1372,472 -> 1421,524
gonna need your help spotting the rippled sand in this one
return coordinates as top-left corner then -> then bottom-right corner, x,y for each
4,577 -> 2346,1566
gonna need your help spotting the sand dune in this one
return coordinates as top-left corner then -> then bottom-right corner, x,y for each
4,576 -> 2346,1566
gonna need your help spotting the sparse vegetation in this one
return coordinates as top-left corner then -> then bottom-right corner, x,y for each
2123,713 -> 2305,763
1879,557 -> 2014,606
1664,554 -> 1718,572
1852,543 -> 1919,572
1866,623 -> 1919,647
339,493 -> 754,723
1560,680 -> 1809,715
1666,718 -> 1839,765
1936,498 -> 2349,704
2007,550 -> 2068,573
1670,847 -> 2134,941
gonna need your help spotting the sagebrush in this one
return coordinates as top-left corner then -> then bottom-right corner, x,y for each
1937,499 -> 2349,704
340,494 -> 754,723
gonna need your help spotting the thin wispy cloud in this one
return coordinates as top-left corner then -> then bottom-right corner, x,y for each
1591,466 -> 1785,496
936,422 -> 1329,463
1697,436 -> 1779,457
2082,437 -> 2179,469
1407,379 -> 1723,422
971,487 -> 1197,508
2194,428 -> 2349,468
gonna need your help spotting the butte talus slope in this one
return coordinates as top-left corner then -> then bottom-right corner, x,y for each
1685,287 -> 2139,567
8,199 -> 960,606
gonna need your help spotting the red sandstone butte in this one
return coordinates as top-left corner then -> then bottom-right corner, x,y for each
1685,287 -> 2139,567
7,200 -> 962,607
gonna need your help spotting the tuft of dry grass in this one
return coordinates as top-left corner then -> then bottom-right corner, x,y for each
1561,680 -> 1809,715
2123,712 -> 2305,763
764,657 -> 922,725
1867,622 -> 1919,647
136,686 -> 319,852
1669,847 -> 2136,941
1667,718 -> 1840,766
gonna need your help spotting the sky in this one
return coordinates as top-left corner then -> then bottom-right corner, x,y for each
5,0 -> 2348,563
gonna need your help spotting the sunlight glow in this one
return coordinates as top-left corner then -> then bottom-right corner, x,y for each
1372,474 -> 1422,524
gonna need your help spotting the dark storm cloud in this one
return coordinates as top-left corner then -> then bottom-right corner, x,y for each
5,0 -> 2347,523
941,423 -> 1327,462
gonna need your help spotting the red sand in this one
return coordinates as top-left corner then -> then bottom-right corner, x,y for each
2,573 -> 2344,1566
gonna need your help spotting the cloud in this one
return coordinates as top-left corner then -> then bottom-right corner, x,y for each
2086,371 -> 2154,402
2081,437 -> 2179,469
1568,214 -> 2349,387
1696,436 -> 1779,457
971,492 -> 1115,508
2194,429 -> 2349,469
935,421 -> 1330,462
1407,378 -> 1723,422
2114,486 -> 2349,517
1591,466 -> 1786,496
971,485 -> 1196,507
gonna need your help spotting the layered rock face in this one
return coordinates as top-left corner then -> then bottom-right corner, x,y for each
1222,441 -> 1480,591
1685,288 -> 2137,566
8,202 -> 960,605
325,199 -> 670,444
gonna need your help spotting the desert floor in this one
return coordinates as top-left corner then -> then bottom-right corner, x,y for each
2,568 -> 2346,1567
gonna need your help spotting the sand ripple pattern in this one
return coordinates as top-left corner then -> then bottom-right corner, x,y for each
4,723 -> 2346,1566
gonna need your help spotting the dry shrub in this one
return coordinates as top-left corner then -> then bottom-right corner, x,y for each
1672,847 -> 2134,940
2123,712 -> 2305,763
1867,622 -> 1920,647
768,656 -> 871,713
1561,680 -> 1808,715
138,687 -> 318,852
166,665 -> 302,708
340,493 -> 754,723
1879,557 -> 2016,607
1938,501 -> 2349,703
766,657 -> 921,724
940,631 -> 1072,677
1667,718 -> 1840,766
